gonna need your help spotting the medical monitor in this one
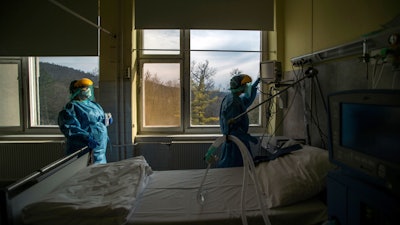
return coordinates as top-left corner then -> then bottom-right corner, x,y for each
260,60 -> 281,83
328,89 -> 400,194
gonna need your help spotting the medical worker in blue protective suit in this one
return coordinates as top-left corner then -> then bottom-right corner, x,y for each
58,78 -> 112,164
218,74 -> 260,168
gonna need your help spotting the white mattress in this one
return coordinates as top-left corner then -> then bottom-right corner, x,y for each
127,167 -> 327,225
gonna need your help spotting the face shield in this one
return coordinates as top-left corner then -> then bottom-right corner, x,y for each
69,78 -> 95,101
244,83 -> 252,98
70,85 -> 94,101
230,74 -> 252,94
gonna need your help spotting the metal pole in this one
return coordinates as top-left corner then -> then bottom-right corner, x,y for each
48,0 -> 116,38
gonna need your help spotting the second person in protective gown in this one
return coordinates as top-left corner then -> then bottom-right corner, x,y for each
218,74 -> 260,168
58,78 -> 112,164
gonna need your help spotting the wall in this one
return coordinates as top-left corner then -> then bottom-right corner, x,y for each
99,0 -> 135,161
279,0 -> 400,148
283,0 -> 400,72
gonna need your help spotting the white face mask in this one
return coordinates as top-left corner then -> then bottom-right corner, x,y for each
81,88 -> 92,99
244,83 -> 252,98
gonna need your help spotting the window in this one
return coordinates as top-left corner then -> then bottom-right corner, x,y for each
142,30 -> 180,55
0,56 -> 99,133
190,30 -> 262,127
142,63 -> 181,128
138,30 -> 265,134
31,57 -> 99,127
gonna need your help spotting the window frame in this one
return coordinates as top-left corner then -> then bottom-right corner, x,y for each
137,29 -> 268,134
138,59 -> 184,133
28,56 -> 99,131
0,57 -> 59,135
0,57 -> 24,132
138,29 -> 184,59
0,56 -> 100,136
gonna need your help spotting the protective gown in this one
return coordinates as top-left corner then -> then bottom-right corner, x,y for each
58,99 -> 108,164
218,82 -> 258,168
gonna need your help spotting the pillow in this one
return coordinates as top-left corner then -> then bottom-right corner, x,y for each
255,144 -> 335,208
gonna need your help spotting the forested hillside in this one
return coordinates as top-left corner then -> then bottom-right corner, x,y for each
38,62 -> 98,125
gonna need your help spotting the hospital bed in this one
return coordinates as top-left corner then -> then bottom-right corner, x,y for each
3,136 -> 333,225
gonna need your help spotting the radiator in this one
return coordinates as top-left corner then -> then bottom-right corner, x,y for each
135,142 -> 171,171
135,141 -> 213,170
0,142 -> 65,182
169,141 -> 211,170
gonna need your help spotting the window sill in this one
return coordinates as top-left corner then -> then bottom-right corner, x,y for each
0,134 -> 65,143
135,133 -> 266,143
135,134 -> 221,143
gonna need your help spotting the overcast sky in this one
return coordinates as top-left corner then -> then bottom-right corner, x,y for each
41,30 -> 261,90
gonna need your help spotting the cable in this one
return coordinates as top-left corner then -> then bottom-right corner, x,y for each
393,70 -> 400,89
258,87 -> 275,152
260,66 -> 306,150
266,74 -> 301,143
230,73 -> 313,125
372,59 -> 386,88
309,77 -> 328,148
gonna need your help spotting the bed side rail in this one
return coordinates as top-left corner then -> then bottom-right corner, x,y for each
1,147 -> 90,225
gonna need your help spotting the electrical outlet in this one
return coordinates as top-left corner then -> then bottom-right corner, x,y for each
291,58 -> 313,67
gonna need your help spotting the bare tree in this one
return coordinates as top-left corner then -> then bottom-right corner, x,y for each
190,60 -> 219,125
230,68 -> 242,77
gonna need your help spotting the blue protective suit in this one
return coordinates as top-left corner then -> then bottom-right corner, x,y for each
58,99 -> 109,164
217,80 -> 259,168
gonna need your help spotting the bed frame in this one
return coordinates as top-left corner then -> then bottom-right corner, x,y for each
1,137 -> 331,225
1,147 -> 91,225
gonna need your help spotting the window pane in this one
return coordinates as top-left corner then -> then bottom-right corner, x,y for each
191,30 -> 260,51
142,63 -> 181,127
34,57 -> 99,126
143,30 -> 180,55
190,30 -> 261,126
0,63 -> 20,126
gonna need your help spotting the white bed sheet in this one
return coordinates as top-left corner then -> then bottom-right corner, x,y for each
127,167 -> 327,225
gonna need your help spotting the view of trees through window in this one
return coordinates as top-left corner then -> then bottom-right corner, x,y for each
190,30 -> 261,126
142,63 -> 181,127
140,29 -> 262,131
190,60 -> 220,125
34,57 -> 99,126
143,59 -> 261,128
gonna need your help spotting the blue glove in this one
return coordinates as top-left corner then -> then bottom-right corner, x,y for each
252,77 -> 261,88
204,146 -> 218,164
88,136 -> 99,149
105,113 -> 113,126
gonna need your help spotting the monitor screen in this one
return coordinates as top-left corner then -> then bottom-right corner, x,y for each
341,103 -> 400,164
328,89 -> 400,193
